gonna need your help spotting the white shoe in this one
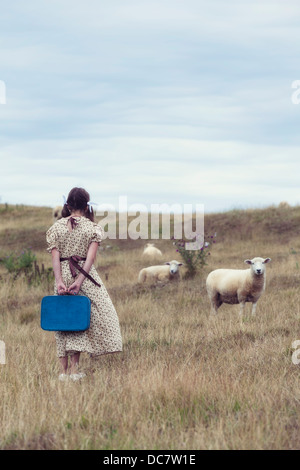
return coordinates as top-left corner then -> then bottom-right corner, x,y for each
70,372 -> 86,381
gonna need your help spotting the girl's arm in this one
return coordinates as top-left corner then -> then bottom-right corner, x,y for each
51,248 -> 67,295
68,242 -> 99,295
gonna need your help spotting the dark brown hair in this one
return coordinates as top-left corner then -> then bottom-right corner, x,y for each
61,187 -> 94,222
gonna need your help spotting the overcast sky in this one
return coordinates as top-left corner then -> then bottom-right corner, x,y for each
1,0 -> 300,214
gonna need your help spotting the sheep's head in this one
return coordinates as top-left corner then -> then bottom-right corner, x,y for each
244,257 -> 271,276
165,260 -> 183,275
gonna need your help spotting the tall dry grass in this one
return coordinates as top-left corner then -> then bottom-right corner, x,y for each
0,204 -> 299,449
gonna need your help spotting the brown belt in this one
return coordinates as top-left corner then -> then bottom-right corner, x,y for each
60,255 -> 101,288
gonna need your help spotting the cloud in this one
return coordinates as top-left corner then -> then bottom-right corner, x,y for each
1,0 -> 300,213
2,134 -> 300,212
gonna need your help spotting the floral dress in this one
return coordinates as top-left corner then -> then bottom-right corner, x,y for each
46,216 -> 122,358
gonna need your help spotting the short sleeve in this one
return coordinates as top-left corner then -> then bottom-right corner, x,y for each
91,223 -> 104,244
46,225 -> 59,253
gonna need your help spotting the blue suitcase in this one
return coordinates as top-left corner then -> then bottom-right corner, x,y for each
41,295 -> 91,331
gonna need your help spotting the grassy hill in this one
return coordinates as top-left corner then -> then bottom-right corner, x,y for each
0,202 -> 299,450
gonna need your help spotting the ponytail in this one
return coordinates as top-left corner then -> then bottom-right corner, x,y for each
61,187 -> 95,222
61,203 -> 71,218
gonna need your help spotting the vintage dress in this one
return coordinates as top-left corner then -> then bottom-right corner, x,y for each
46,216 -> 122,357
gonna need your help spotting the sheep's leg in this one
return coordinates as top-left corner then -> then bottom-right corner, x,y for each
209,292 -> 221,315
239,301 -> 246,316
210,304 -> 218,315
251,302 -> 257,316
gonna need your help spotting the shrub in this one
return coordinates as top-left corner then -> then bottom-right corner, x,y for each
1,248 -> 36,273
173,233 -> 216,278
0,248 -> 54,288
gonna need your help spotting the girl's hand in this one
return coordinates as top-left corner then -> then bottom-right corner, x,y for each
68,279 -> 82,296
57,281 -> 67,295
52,249 -> 67,295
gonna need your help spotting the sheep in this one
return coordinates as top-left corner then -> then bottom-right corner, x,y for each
206,257 -> 271,316
278,201 -> 290,209
53,206 -> 63,221
138,260 -> 183,284
142,243 -> 162,259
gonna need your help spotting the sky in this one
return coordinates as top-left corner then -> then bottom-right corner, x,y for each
1,0 -> 300,214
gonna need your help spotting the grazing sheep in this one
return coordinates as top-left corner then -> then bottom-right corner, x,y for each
142,243 -> 162,259
138,260 -> 183,284
206,257 -> 271,316
53,206 -> 63,221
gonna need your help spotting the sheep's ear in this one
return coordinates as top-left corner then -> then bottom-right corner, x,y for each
263,258 -> 271,264
244,259 -> 252,265
178,263 -> 183,266
164,262 -> 170,265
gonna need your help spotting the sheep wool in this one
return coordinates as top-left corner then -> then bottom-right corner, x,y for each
206,257 -> 271,316
53,206 -> 63,222
138,260 -> 183,284
142,243 -> 162,259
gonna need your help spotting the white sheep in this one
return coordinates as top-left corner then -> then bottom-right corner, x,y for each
278,201 -> 290,209
138,260 -> 183,284
53,206 -> 63,221
206,257 -> 271,316
142,243 -> 162,259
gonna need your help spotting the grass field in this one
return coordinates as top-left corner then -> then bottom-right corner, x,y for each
0,203 -> 299,450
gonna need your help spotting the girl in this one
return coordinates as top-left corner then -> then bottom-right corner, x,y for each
46,187 -> 122,381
